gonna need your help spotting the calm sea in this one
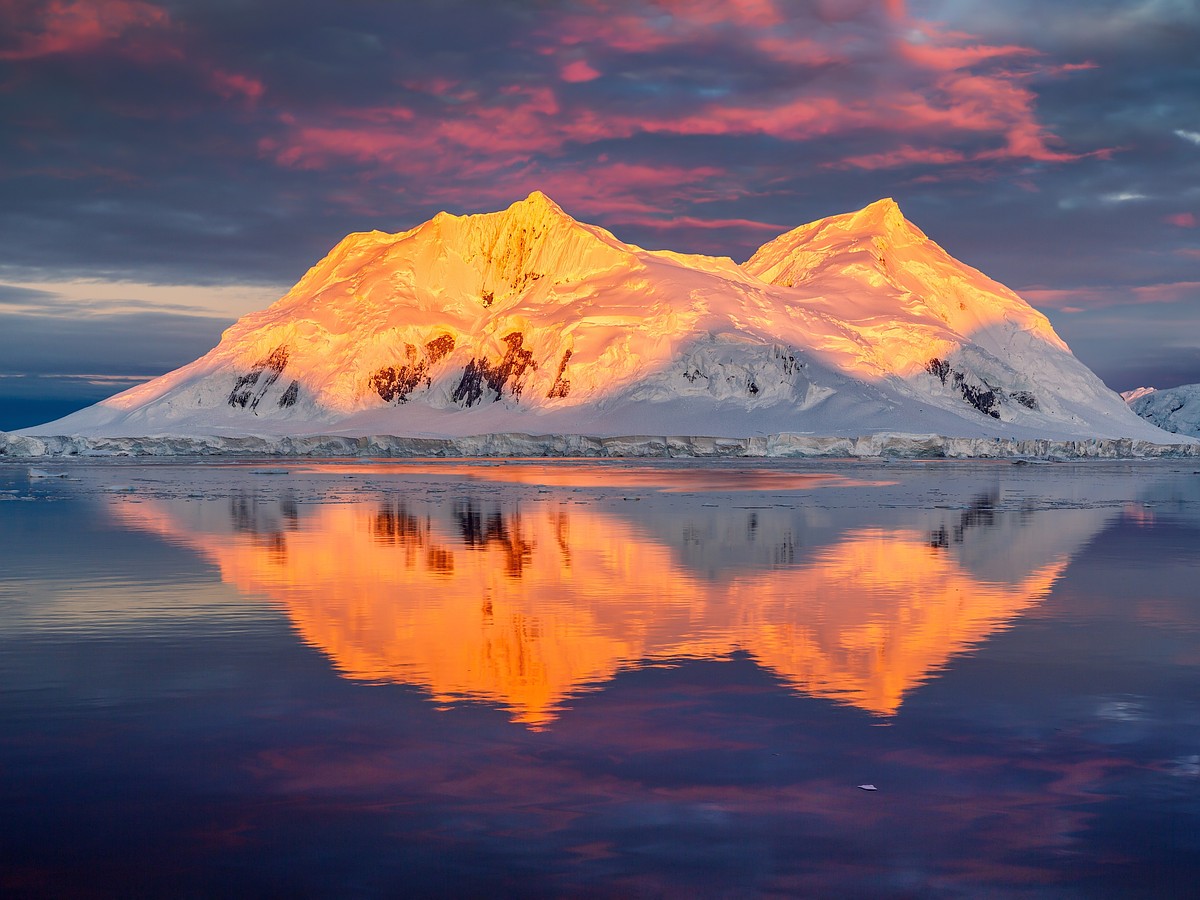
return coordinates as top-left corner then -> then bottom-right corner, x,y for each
2,458 -> 1198,897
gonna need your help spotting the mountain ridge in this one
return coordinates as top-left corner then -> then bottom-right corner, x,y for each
1125,384 -> 1200,437
19,192 -> 1178,445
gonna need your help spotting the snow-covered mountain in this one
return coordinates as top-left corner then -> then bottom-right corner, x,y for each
22,192 -> 1174,443
1124,385 -> 1200,437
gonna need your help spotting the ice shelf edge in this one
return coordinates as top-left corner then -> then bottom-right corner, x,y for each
2,430 -> 1199,459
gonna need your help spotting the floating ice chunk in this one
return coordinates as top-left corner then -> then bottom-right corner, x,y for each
28,468 -> 67,478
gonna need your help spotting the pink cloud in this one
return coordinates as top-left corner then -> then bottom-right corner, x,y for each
561,59 -> 601,83
258,0 -> 1102,215
1175,248 -> 1200,259
896,35 -> 1038,72
1132,281 -> 1200,304
1023,281 -> 1200,310
0,0 -> 169,61
271,126 -> 431,171
833,145 -> 968,170
753,35 -> 844,66
209,69 -> 265,104
1166,213 -> 1197,228
658,0 -> 785,28
1020,288 -> 1103,310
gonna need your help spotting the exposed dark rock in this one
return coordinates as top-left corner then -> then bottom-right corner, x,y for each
370,347 -> 427,405
228,345 -> 290,410
775,346 -> 802,375
926,356 -> 999,418
426,334 -> 455,362
452,359 -> 487,407
957,376 -> 999,418
278,381 -> 300,408
262,345 -> 289,373
547,349 -> 572,399
228,373 -> 257,408
1011,390 -> 1038,410
369,335 -> 458,404
451,332 -> 537,407
925,357 -> 951,385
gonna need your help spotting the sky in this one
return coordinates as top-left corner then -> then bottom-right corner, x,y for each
1,0 -> 1198,429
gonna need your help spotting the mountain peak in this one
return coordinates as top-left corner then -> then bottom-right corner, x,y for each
417,191 -> 630,302
514,189 -> 562,212
850,197 -> 906,232
497,190 -> 573,227
743,197 -> 925,287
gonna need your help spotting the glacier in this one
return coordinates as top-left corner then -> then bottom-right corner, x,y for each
3,430 -> 1197,460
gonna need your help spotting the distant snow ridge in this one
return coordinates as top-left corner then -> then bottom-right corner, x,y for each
1126,384 -> 1200,437
1121,386 -> 1157,404
19,191 -> 1186,447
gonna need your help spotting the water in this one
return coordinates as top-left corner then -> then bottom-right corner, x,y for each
2,458 -> 1198,897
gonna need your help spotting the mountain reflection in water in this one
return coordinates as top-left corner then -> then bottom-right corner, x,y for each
109,478 -> 1108,726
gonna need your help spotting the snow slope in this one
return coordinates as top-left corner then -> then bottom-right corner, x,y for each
1125,384 -> 1200,437
21,192 -> 1177,444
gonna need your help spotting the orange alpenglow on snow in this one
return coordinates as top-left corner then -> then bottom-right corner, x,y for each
25,191 -> 1170,444
110,486 -> 1094,725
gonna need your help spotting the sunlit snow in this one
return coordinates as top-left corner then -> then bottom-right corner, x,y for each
14,192 -> 1187,449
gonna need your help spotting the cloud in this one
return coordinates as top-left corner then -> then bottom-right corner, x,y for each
0,309 -> 228,377
1131,280 -> 1200,305
1024,281 -> 1200,310
256,0 -> 1099,205
560,59 -> 601,83
0,279 -> 284,319
832,145 -> 968,170
208,69 -> 265,104
0,0 -> 169,61
1166,213 -> 1197,228
0,284 -> 59,306
1,0 -> 1199,390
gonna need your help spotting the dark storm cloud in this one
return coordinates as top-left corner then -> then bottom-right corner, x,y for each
1,0 -> 1198,391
